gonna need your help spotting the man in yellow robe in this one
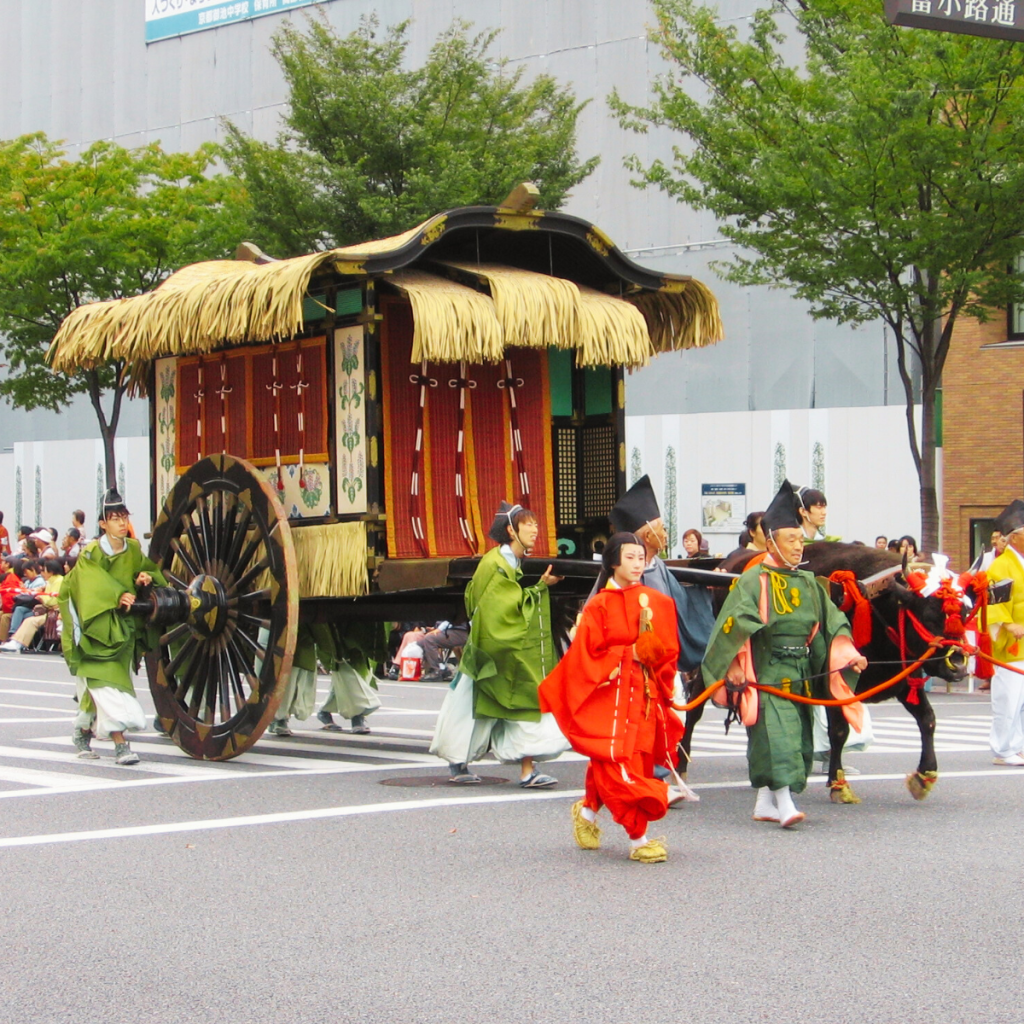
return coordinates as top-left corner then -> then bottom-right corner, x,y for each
985,499 -> 1024,766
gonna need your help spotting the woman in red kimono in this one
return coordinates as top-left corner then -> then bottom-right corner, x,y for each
539,533 -> 683,863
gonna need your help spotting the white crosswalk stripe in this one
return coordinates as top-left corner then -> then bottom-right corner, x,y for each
0,656 -> 999,798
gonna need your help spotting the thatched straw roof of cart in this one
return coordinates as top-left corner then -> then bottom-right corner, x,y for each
48,208 -> 724,386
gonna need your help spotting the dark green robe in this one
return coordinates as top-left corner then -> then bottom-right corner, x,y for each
459,546 -> 557,722
59,537 -> 167,693
702,561 -> 855,792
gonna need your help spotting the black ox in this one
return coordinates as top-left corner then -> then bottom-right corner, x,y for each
680,542 -> 970,802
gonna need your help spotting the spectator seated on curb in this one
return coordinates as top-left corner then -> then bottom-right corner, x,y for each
0,557 -> 25,640
1,559 -> 64,652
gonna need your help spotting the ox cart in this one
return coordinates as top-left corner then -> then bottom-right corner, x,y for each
49,188 -> 726,760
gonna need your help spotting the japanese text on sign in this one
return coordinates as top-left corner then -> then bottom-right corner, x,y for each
146,0 -> 324,43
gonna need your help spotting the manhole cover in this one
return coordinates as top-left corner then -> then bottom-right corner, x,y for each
380,775 -> 511,788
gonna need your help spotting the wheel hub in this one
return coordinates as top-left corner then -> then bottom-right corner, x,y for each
185,574 -> 230,639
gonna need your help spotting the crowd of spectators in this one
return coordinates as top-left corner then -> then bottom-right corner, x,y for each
0,509 -> 88,650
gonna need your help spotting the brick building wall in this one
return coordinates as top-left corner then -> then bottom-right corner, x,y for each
943,312 -> 1024,569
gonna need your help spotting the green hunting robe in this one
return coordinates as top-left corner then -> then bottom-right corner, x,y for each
59,536 -> 167,695
702,561 -> 856,793
460,545 -> 557,722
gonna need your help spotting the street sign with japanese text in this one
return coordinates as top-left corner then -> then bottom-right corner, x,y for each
884,0 -> 1024,42
145,0 -> 324,44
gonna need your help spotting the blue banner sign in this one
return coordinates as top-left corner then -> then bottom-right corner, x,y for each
146,0 -> 324,43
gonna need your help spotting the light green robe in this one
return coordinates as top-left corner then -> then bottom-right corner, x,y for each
459,546 -> 557,722
59,537 -> 167,695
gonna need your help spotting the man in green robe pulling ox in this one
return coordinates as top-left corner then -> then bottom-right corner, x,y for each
430,501 -> 569,785
59,489 -> 167,765
702,480 -> 867,827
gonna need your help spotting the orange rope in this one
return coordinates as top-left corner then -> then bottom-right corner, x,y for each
974,650 -> 1024,678
671,646 -> 939,712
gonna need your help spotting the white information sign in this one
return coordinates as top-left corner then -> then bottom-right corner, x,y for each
701,483 -> 747,533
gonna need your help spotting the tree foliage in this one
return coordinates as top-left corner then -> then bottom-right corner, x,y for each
224,15 -> 599,255
0,134 -> 246,484
612,0 -> 1024,549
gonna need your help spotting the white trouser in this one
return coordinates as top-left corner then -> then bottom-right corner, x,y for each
429,671 -> 568,766
990,663 -> 1024,759
75,678 -> 146,739
321,661 -> 382,720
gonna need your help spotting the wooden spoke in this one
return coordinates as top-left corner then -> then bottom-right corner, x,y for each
221,504 -> 252,580
186,654 -> 211,718
196,496 -> 216,570
236,612 -> 272,631
170,537 -> 202,580
231,532 -> 265,588
232,624 -> 267,663
159,622 -> 192,647
233,557 -> 270,597
227,633 -> 259,683
183,510 -> 210,575
166,634 -> 199,682
224,642 -> 249,715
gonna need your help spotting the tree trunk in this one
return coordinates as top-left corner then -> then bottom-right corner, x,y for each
892,316 -> 940,555
85,367 -> 125,491
918,382 -> 939,555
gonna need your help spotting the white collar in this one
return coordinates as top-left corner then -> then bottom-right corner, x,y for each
499,544 -> 519,570
99,535 -> 128,557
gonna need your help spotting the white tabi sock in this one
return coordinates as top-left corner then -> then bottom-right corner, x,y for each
753,787 -> 778,820
630,834 -> 650,849
580,806 -> 597,823
773,785 -> 799,822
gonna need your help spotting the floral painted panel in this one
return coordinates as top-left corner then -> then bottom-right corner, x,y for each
261,463 -> 332,518
155,357 -> 179,508
334,325 -> 367,515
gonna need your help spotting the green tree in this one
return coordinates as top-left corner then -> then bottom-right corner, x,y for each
0,134 -> 246,487
612,0 -> 1024,551
223,15 -> 599,255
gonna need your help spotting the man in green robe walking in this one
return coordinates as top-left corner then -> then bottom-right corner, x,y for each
702,480 -> 867,826
430,501 -> 568,785
59,490 -> 167,764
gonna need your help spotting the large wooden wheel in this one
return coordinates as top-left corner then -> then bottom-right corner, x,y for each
145,454 -> 299,760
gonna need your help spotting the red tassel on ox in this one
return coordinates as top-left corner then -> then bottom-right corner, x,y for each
906,676 -> 925,705
975,631 -> 995,680
935,580 -> 966,640
828,570 -> 873,649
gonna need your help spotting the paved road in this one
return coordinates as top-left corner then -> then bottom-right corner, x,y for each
0,652 -> 1020,1024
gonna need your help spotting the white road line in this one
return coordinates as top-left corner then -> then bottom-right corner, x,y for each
229,736 -> 439,763
0,766 -> 109,790
0,676 -> 75,686
308,724 -> 436,739
0,689 -> 72,700
0,743 -> 226,778
2,767 -> 1023,848
0,759 -> 450,801
0,702 -> 78,713
0,717 -> 75,724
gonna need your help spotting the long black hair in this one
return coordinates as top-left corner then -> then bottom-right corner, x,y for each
593,531 -> 646,594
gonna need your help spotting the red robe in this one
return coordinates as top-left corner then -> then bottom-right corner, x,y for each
539,584 -> 683,838
0,570 -> 22,615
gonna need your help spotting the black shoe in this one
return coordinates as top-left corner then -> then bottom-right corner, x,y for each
421,669 -> 453,682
